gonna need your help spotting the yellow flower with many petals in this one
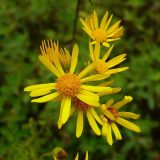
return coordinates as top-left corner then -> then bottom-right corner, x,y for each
72,98 -> 102,138
80,11 -> 124,47
71,82 -> 121,138
24,41 -> 113,129
100,96 -> 140,145
89,43 -> 128,75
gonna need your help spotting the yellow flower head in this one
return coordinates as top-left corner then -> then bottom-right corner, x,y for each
69,78 -> 122,138
100,96 -> 140,145
80,11 -> 124,47
72,98 -> 102,137
40,40 -> 71,68
89,43 -> 128,75
24,41 -> 113,131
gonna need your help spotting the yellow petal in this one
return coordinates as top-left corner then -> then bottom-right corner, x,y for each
100,11 -> 108,29
58,98 -> 66,129
102,45 -> 114,61
111,122 -> 122,140
86,110 -> 101,135
61,97 -> 71,124
94,42 -> 100,60
53,156 -> 58,160
63,48 -> 71,65
70,44 -> 78,74
78,63 -> 96,79
93,10 -> 98,29
106,38 -> 121,42
90,15 -> 95,31
106,123 -> 113,145
80,90 -> 99,102
31,92 -> 59,103
30,88 -> 52,97
50,48 -> 65,75
39,55 -> 61,77
76,93 -> 100,106
99,80 -> 114,86
24,83 -> 55,92
100,105 -> 115,121
103,109 -> 115,121
75,153 -> 79,160
106,54 -> 126,68
102,123 -> 108,136
106,20 -> 121,34
105,67 -> 129,75
89,42 -> 94,61
80,18 -> 92,33
91,41 -> 97,45
76,111 -> 84,138
81,85 -> 113,92
105,99 -> 114,108
81,74 -> 110,82
90,108 -> 102,125
102,42 -> 110,47
118,112 -> 140,119
112,96 -> 133,109
113,28 -> 124,39
104,14 -> 113,30
40,42 -> 45,56
116,117 -> 141,132
85,151 -> 88,160
82,27 -> 94,39
97,87 -> 121,97
107,26 -> 123,37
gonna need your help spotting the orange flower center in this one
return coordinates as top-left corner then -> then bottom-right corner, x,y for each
74,98 -> 91,111
93,29 -> 107,42
56,73 -> 81,97
96,60 -> 108,74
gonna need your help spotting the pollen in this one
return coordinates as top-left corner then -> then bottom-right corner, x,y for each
74,98 -> 91,111
56,73 -> 81,97
93,29 -> 107,43
96,60 -> 108,74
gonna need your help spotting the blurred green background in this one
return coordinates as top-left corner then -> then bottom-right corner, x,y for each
0,0 -> 160,159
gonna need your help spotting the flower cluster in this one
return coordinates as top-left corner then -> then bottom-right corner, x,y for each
24,10 -> 140,159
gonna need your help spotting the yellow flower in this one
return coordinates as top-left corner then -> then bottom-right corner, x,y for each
100,96 -> 140,145
75,151 -> 88,160
40,40 -> 71,68
89,42 -> 128,75
72,98 -> 102,137
71,82 -> 121,138
24,41 -> 113,129
80,11 -> 124,47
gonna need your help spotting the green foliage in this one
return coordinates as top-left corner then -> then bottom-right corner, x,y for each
0,0 -> 160,159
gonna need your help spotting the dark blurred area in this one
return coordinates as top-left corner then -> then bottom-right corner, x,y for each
0,0 -> 160,160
